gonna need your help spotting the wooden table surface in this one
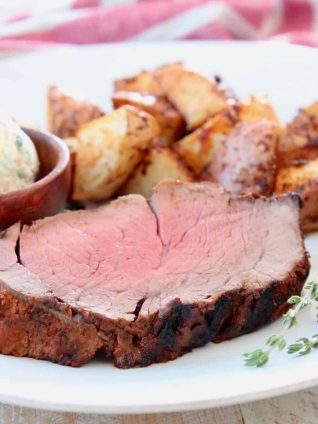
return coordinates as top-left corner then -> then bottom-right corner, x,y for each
1,387 -> 318,424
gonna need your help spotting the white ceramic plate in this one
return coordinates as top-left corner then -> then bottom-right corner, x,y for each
0,41 -> 318,414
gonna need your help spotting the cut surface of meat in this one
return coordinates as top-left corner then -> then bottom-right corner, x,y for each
0,180 -> 310,368
20,195 -> 163,319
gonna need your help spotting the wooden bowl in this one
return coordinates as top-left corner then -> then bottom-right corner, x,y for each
0,128 -> 71,231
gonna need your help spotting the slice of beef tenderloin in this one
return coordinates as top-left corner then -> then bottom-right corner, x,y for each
0,180 -> 309,368
203,120 -> 277,196
0,226 -> 102,366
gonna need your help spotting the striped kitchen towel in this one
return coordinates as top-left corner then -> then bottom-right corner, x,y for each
0,0 -> 317,51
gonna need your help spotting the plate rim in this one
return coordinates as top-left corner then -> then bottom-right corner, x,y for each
1,372 -> 318,414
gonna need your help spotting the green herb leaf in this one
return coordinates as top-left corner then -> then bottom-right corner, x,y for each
288,343 -> 303,354
288,296 -> 302,304
15,135 -> 23,148
288,334 -> 318,357
17,169 -> 26,179
278,338 -> 287,351
244,349 -> 269,367
266,335 -> 279,346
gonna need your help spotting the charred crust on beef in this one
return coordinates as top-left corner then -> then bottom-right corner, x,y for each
14,233 -> 21,265
155,303 -> 192,348
205,296 -> 234,339
132,297 -> 147,319
290,192 -> 305,209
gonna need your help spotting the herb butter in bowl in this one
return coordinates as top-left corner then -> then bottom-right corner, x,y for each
0,119 -> 70,231
0,115 -> 40,194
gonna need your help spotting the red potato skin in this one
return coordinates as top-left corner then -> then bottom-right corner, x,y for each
203,120 -> 277,196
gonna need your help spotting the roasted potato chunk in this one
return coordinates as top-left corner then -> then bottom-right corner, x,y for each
72,106 -> 160,202
239,96 -> 281,131
277,101 -> 318,168
176,110 -> 238,175
275,159 -> 318,233
47,86 -> 103,138
120,146 -> 194,198
114,71 -> 164,96
155,64 -> 226,130
203,120 -> 277,196
114,64 -> 183,95
112,91 -> 185,145
303,102 -> 318,122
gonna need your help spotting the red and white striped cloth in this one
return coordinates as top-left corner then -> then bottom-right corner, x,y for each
0,0 -> 317,51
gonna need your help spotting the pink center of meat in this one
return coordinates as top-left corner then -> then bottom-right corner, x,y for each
19,182 -> 304,319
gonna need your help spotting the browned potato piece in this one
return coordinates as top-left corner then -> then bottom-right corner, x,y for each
239,96 -> 281,131
155,64 -> 226,130
275,159 -> 318,233
114,63 -> 183,95
47,86 -> 104,138
277,101 -> 318,168
112,91 -> 185,145
120,147 -> 194,198
303,102 -> 318,121
114,71 -> 163,96
203,120 -> 277,196
72,106 -> 160,202
176,110 -> 238,175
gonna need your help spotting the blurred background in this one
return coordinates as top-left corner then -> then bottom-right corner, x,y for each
0,0 -> 317,53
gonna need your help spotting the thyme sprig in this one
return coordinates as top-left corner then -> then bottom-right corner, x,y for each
288,335 -> 318,356
243,281 -> 318,367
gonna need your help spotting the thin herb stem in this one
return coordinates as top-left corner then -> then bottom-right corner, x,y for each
243,281 -> 318,367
